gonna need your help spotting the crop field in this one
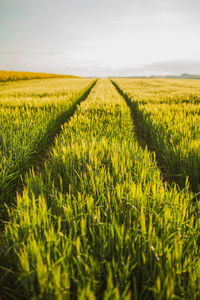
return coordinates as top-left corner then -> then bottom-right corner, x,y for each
1,77 -> 200,299
112,78 -> 200,192
0,78 -> 95,211
0,71 -> 79,82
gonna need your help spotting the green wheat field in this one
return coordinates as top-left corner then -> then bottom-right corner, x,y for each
1,71 -> 200,299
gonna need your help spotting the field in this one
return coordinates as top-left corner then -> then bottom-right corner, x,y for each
112,78 -> 200,192
1,76 -> 200,299
0,78 -> 95,211
0,71 -> 79,82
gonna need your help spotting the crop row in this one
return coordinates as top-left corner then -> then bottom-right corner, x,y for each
0,78 -> 95,208
3,79 -> 200,299
112,78 -> 200,192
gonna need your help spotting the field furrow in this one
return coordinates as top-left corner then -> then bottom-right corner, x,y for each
0,78 -> 96,210
3,79 -> 200,299
112,78 -> 200,193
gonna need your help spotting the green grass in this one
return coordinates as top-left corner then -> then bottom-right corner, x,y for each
112,78 -> 200,193
3,79 -> 200,299
0,78 -> 96,210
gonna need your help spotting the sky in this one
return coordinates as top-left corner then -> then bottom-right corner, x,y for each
0,0 -> 200,77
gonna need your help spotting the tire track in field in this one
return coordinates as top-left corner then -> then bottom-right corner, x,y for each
111,79 -> 174,187
0,80 -> 97,220
0,80 -> 97,299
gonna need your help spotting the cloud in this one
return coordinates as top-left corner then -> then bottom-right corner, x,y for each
1,0 -> 200,76
109,60 -> 200,77
0,50 -> 200,77
148,60 -> 200,76
1,0 -> 33,5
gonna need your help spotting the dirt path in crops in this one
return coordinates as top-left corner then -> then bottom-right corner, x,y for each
111,79 -> 173,186
0,80 -> 98,300
0,80 -> 97,221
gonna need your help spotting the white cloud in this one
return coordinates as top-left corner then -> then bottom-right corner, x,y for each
1,0 -> 200,76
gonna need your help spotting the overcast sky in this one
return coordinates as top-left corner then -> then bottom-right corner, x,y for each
0,0 -> 200,76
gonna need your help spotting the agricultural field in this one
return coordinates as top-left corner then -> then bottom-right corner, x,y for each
0,78 -> 95,210
112,78 -> 200,193
1,77 -> 200,299
0,70 -> 79,82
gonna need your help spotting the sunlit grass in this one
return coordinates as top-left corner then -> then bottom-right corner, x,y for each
0,78 -> 95,206
3,79 -> 200,299
112,78 -> 200,192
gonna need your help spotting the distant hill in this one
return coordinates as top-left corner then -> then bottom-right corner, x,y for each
0,70 -> 80,82
114,73 -> 200,79
141,74 -> 200,79
167,73 -> 200,79
170,73 -> 200,79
